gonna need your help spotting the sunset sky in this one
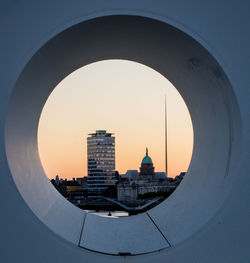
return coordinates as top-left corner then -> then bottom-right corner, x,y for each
38,59 -> 193,179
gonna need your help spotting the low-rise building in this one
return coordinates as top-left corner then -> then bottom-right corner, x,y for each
117,149 -> 185,201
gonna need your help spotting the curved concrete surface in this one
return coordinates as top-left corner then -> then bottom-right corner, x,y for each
1,1 -> 250,262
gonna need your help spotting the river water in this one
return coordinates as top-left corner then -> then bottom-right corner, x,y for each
85,210 -> 129,217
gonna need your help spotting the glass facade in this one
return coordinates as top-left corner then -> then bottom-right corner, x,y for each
87,130 -> 116,198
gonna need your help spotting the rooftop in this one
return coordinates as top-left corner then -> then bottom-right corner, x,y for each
88,130 -> 114,137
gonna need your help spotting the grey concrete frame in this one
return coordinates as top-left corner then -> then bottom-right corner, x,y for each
4,14 -> 240,254
1,3 -> 249,262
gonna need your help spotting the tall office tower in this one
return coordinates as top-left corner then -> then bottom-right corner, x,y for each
87,130 -> 116,198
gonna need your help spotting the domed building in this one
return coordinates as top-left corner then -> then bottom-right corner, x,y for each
117,147 -> 184,201
139,148 -> 155,181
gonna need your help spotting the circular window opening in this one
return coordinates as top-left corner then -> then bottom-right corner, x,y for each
38,59 -> 193,217
5,15 -> 240,255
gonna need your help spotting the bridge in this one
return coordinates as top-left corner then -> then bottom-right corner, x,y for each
105,197 -> 163,215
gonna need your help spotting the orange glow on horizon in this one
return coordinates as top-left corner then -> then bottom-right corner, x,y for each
38,60 -> 193,179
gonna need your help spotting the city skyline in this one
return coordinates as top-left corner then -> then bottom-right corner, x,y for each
38,59 -> 193,179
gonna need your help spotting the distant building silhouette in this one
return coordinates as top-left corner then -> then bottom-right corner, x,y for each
51,175 -> 88,204
87,130 -> 116,198
139,148 -> 155,180
117,148 -> 185,201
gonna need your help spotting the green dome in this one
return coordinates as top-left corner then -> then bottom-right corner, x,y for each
142,155 -> 153,164
142,148 -> 153,164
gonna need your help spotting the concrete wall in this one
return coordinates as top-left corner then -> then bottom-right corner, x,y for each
0,1 -> 250,262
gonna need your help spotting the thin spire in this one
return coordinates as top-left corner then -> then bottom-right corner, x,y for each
165,95 -> 168,178
146,147 -> 148,156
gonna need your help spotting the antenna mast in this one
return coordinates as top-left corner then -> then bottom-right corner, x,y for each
165,95 -> 168,178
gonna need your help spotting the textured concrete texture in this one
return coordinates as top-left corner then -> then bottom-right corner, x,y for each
1,1 -> 250,262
